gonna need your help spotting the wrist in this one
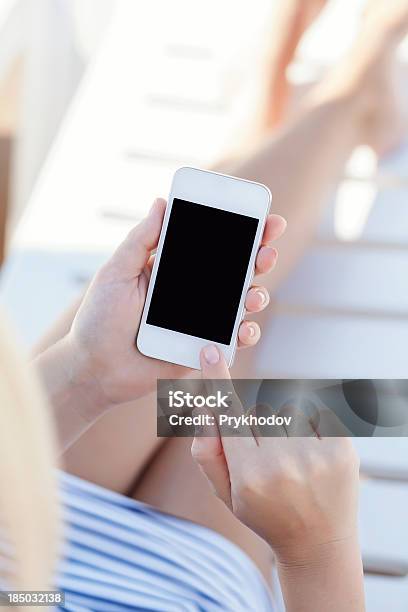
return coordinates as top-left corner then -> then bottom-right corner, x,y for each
63,334 -> 115,419
35,335 -> 113,423
276,532 -> 365,612
275,529 -> 361,574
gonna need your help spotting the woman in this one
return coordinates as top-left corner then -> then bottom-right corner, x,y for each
3,0 -> 408,608
34,0 -> 408,589
1,198 -> 363,609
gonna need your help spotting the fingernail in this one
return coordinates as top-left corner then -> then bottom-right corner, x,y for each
247,324 -> 256,337
203,345 -> 220,365
255,290 -> 267,305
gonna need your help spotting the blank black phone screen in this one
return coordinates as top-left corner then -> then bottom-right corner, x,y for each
146,198 -> 259,344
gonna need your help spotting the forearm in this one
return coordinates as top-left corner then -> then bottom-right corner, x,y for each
277,534 -> 365,612
34,337 -> 110,452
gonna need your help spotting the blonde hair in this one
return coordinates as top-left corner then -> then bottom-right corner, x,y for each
0,311 -> 59,609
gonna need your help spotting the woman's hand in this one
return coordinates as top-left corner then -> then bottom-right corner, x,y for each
191,347 -> 365,612
50,198 -> 286,416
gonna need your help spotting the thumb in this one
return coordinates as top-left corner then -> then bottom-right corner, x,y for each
107,198 -> 166,280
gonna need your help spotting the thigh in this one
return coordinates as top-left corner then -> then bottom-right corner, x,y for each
132,435 -> 275,583
63,392 -> 163,494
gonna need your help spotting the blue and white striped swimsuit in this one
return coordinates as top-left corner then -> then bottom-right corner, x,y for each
57,472 -> 274,611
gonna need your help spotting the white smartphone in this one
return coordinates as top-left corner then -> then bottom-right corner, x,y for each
137,167 -> 271,370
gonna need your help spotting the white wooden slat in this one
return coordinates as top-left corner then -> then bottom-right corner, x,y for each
359,481 -> 408,564
255,313 -> 408,379
360,187 -> 408,245
354,439 -> 408,478
0,249 -> 107,346
319,182 -> 408,245
277,245 -> 408,313
365,576 -> 408,611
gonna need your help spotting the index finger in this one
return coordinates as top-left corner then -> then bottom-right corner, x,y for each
200,345 -> 257,454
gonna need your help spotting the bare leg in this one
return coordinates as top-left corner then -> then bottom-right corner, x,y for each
259,0 -> 327,132
226,0 -> 327,160
230,0 -> 408,296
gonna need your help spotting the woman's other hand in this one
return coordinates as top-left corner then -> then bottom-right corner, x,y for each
191,346 -> 365,611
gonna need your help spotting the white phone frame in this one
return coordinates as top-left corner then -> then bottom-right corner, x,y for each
137,166 -> 272,370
